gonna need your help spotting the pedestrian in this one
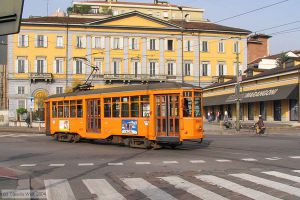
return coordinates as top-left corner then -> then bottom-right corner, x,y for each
25,113 -> 31,128
223,111 -> 230,129
217,111 -> 220,122
207,112 -> 211,122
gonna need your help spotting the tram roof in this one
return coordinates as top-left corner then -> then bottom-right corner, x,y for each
48,82 -> 200,99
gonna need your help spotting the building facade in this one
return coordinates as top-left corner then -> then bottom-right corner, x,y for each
203,65 -> 300,122
7,11 -> 250,119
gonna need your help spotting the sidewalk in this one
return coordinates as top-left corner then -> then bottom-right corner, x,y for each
0,126 -> 45,134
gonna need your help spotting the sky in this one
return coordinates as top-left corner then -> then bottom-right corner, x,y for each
22,0 -> 300,54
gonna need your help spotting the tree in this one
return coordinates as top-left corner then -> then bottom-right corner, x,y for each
67,7 -> 73,14
276,53 -> 290,68
16,108 -> 27,121
74,5 -> 91,14
101,6 -> 113,15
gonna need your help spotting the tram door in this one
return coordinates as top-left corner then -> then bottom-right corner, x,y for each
86,99 -> 101,133
45,102 -> 50,134
155,95 -> 180,137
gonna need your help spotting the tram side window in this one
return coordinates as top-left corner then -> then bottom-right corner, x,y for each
52,102 -> 57,118
70,100 -> 76,117
64,101 -> 70,118
104,98 -> 111,117
112,97 -> 120,117
183,92 -> 192,117
131,96 -> 139,117
141,95 -> 150,117
194,97 -> 202,117
77,100 -> 83,118
121,97 -> 129,117
58,101 -> 63,117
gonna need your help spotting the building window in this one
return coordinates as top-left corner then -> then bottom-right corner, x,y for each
18,99 -> 26,109
56,36 -> 64,48
150,62 -> 156,77
113,37 -> 120,49
274,100 -> 281,121
260,102 -> 267,120
113,60 -> 120,75
132,61 -> 140,77
248,103 -> 254,120
91,8 -> 99,14
94,37 -> 101,48
54,58 -> 63,74
234,41 -> 240,53
150,39 -> 156,50
94,58 -> 103,74
184,62 -> 191,76
112,10 -> 119,16
76,36 -> 86,48
202,62 -> 209,76
202,41 -> 208,52
218,41 -> 224,53
36,58 -> 45,74
36,35 -> 47,47
185,40 -> 193,52
167,62 -> 174,76
18,35 -> 28,47
290,99 -> 298,121
17,86 -> 25,94
130,38 -> 138,50
17,58 -> 26,73
56,87 -> 63,94
75,60 -> 83,74
167,39 -> 173,51
218,63 -> 224,76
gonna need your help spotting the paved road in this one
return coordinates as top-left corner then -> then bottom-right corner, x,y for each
0,133 -> 300,199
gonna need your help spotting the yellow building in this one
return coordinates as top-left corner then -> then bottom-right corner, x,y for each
7,11 -> 250,118
203,65 -> 300,122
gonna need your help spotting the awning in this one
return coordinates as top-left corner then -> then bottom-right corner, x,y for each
204,84 -> 298,106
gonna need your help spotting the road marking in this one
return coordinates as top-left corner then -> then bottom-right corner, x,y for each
49,164 -> 65,167
160,176 -> 229,200
289,156 -> 300,159
107,162 -> 123,166
196,175 -> 281,200
122,178 -> 177,200
44,179 -> 76,200
265,157 -> 281,161
78,163 -> 94,166
163,161 -> 178,164
241,158 -> 258,162
216,159 -> 232,162
293,170 -> 300,173
83,179 -> 126,200
262,171 -> 300,183
230,173 -> 300,197
136,162 -> 151,165
190,160 -> 206,163
0,134 -> 15,137
20,164 -> 36,167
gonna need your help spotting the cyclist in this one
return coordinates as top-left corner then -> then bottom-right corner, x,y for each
255,115 -> 265,134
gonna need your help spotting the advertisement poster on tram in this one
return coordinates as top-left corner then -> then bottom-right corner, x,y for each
122,120 -> 138,135
59,120 -> 70,131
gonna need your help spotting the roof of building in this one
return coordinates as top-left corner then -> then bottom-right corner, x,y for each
47,82 -> 199,99
204,65 -> 300,90
22,16 -> 99,24
248,50 -> 300,65
169,20 -> 251,34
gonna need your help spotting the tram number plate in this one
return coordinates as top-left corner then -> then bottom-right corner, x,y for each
122,120 -> 138,135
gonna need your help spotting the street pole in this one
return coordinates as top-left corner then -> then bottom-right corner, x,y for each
178,6 -> 184,84
198,33 -> 201,87
298,67 -> 300,123
235,47 -> 240,132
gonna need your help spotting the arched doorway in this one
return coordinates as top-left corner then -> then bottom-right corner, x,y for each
33,90 -> 48,121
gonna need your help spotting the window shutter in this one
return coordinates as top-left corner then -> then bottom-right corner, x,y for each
135,38 -> 139,49
44,36 -> 48,47
137,62 -> 141,74
120,37 -> 123,49
53,60 -> 57,73
190,40 -> 194,51
25,60 -> 29,73
34,60 -> 37,73
190,63 -> 194,76
216,64 -> 219,76
200,41 -> 203,52
183,40 -> 187,51
34,35 -> 38,47
208,63 -> 211,76
92,37 -> 96,48
81,36 -> 86,48
156,62 -> 159,75
25,35 -> 29,47
164,39 -> 168,50
173,62 -> 177,75
82,62 -> 86,74
15,59 -> 18,72
129,38 -> 132,50
224,64 -> 227,75
100,37 -> 105,49
44,59 -> 47,73
147,38 -> 150,50
17,35 -> 21,47
110,37 -> 114,49
73,61 -> 76,74
155,39 -> 159,50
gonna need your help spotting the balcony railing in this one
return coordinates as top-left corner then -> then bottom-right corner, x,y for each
29,73 -> 53,82
93,74 -> 171,82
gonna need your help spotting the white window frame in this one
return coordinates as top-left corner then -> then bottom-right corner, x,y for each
16,57 -> 27,73
129,38 -> 139,50
112,10 -> 119,16
56,36 -> 64,48
36,35 -> 47,48
56,87 -> 63,94
35,57 -> 47,74
132,60 -> 140,76
201,41 -> 208,52
202,62 -> 209,76
184,62 -> 193,76
94,36 -> 101,48
94,58 -> 103,74
112,59 -> 121,75
75,60 -> 83,74
149,61 -> 156,77
54,58 -> 64,74
165,39 -> 174,51
234,41 -> 240,53
76,36 -> 86,48
218,41 -> 225,53
18,99 -> 26,109
218,63 -> 224,76
17,86 -> 25,95
18,34 -> 29,47
150,39 -> 156,51
167,62 -> 176,76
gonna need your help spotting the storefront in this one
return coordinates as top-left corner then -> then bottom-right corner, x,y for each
203,65 -> 300,122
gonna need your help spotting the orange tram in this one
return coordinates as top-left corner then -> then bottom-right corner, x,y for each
45,82 -> 204,148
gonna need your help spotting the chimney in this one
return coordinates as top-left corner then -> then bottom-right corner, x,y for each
247,34 -> 272,64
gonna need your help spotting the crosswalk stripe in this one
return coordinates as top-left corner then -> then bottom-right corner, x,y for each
122,178 -> 177,200
163,161 -> 178,164
136,162 -> 151,165
108,163 -> 123,166
289,156 -> 300,159
44,179 -> 76,200
20,164 -> 36,167
196,175 -> 282,200
262,171 -> 300,183
78,163 -> 94,166
230,173 -> 300,197
190,160 -> 206,163
293,170 -> 300,173
160,176 -> 229,200
83,179 -> 126,200
241,158 -> 257,162
49,164 -> 65,167
265,157 -> 281,161
216,159 -> 231,162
